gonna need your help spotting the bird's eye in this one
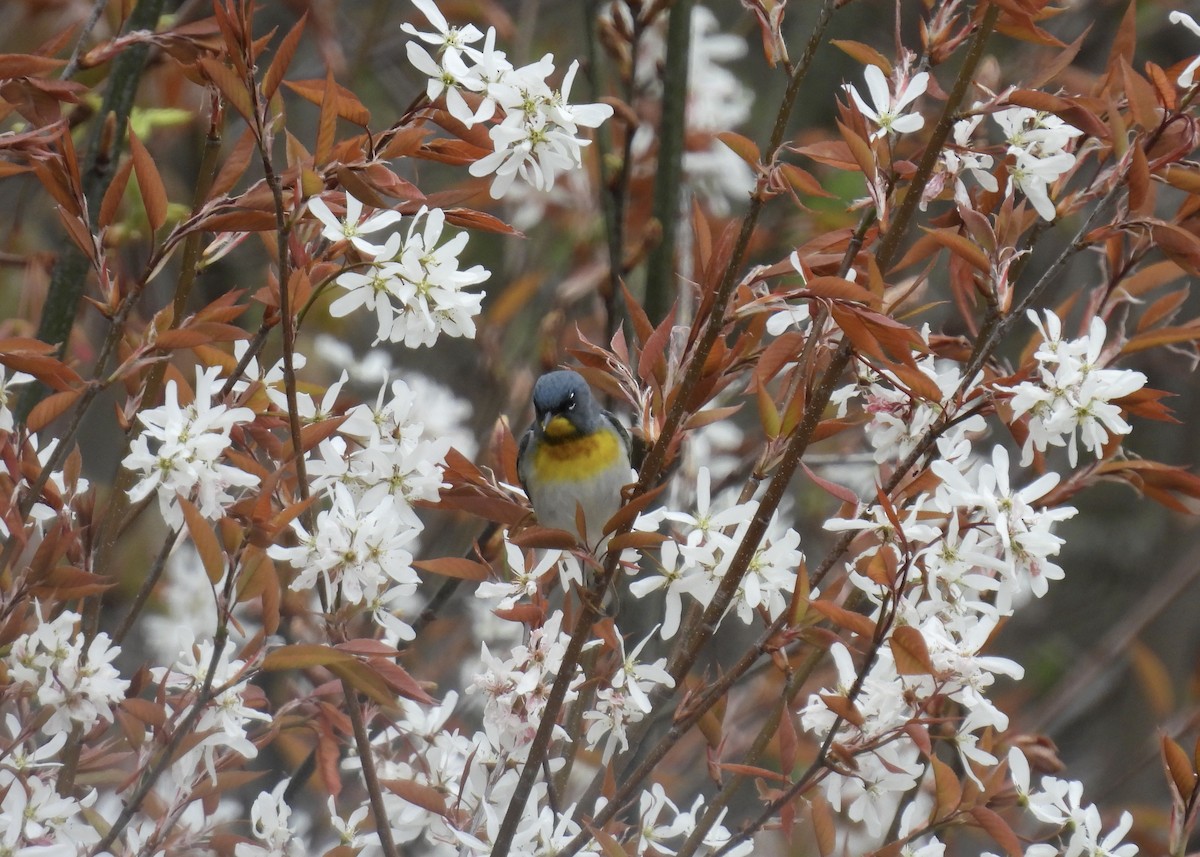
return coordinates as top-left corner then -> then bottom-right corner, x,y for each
566,394 -> 576,410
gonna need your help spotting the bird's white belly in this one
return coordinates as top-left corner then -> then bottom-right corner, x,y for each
529,464 -> 633,545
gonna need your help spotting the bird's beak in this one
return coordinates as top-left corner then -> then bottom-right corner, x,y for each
541,411 -> 557,433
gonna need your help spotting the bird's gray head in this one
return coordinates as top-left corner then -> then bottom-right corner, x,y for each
531,370 -> 603,439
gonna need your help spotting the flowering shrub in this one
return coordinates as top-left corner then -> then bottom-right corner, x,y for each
1,1 -> 1200,856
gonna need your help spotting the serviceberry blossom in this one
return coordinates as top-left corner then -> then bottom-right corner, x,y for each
307,193 -> 402,255
469,611 -> 583,754
0,366 -> 32,433
151,635 -> 270,781
122,364 -> 258,527
932,444 -> 1076,602
1001,310 -> 1147,467
5,603 -> 129,736
642,467 -> 802,635
936,113 -> 999,206
0,771 -> 100,854
993,106 -> 1081,220
581,629 -> 673,763
845,64 -> 930,140
1169,12 -> 1200,88
323,201 -> 489,347
269,483 -> 419,607
1004,749 -> 1139,857
235,779 -> 302,857
476,540 -> 563,611
404,1 -> 613,198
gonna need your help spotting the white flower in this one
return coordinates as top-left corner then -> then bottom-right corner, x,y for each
307,194 -> 402,256
1007,147 -> 1076,220
0,366 -> 33,433
1002,311 -> 1147,466
235,780 -> 300,857
122,365 -> 258,527
993,106 -> 1081,221
5,604 -> 129,736
846,65 -> 929,140
403,4 -> 613,198
1169,12 -> 1200,87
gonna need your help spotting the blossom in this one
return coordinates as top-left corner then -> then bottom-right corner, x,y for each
0,366 -> 33,433
845,64 -> 929,140
122,364 -> 258,527
235,780 -> 301,857
151,635 -> 269,781
993,106 -> 1081,221
1001,311 -> 1147,466
1169,12 -> 1200,87
307,194 -> 402,256
5,604 -> 129,736
270,483 -> 419,606
403,4 -> 613,198
327,205 -> 489,348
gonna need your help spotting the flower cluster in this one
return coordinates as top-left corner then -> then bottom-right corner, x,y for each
581,629 -> 674,763
404,0 -> 613,198
632,467 -> 802,638
122,364 -> 258,528
805,444 -> 1083,839
830,346 -> 986,466
150,636 -> 269,782
235,779 -> 303,857
0,762 -> 100,855
312,197 -> 489,347
5,604 -> 129,736
1001,310 -> 1147,467
993,105 -> 1081,220
270,377 -> 451,639
992,748 -> 1138,857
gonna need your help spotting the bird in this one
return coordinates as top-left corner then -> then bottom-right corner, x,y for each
517,370 -> 633,548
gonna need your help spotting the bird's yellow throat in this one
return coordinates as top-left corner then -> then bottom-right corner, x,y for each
533,423 -> 623,483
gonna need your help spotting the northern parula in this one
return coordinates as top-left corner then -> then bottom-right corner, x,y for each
517,370 -> 633,546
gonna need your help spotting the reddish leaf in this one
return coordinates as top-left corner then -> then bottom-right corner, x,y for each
262,644 -> 356,671
1151,224 -> 1200,276
1163,733 -> 1197,803
818,693 -> 864,728
970,806 -> 1023,857
413,557 -> 491,581
178,497 -> 225,584
716,131 -> 761,167
801,276 -> 879,306
891,626 -> 935,676
282,78 -> 371,125
807,599 -> 877,639
801,462 -> 859,505
0,54 -> 66,77
198,57 -> 256,126
314,67 -> 337,165
26,388 -> 81,433
931,756 -> 963,817
129,130 -> 167,232
263,12 -> 307,98
829,40 -> 892,74
382,778 -> 450,817
99,157 -> 134,230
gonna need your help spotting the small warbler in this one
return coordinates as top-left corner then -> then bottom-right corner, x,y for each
517,370 -> 633,547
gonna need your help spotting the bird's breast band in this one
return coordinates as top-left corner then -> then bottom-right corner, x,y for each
531,428 -> 623,483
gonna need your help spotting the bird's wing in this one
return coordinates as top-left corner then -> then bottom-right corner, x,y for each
601,410 -> 633,460
516,424 -> 535,493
